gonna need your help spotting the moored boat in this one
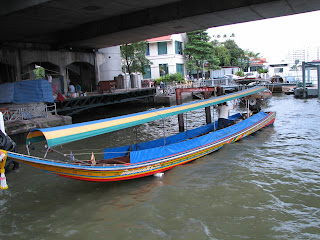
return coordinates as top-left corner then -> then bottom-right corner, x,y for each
1,86 -> 276,184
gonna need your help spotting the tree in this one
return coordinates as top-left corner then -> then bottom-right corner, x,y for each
213,44 -> 231,66
120,41 -> 151,75
244,49 -> 260,58
212,37 -> 260,71
223,39 -> 245,66
185,30 -> 220,79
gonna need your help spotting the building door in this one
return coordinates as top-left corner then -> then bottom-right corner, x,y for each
159,64 -> 168,76
176,64 -> 184,76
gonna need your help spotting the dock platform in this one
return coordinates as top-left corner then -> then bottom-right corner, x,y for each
55,88 -> 156,115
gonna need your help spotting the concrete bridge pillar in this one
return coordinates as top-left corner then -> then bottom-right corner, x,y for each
59,64 -> 67,94
15,49 -> 22,82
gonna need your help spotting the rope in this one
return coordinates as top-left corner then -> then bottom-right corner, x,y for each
153,111 -> 167,146
64,152 -> 105,156
46,147 -> 92,165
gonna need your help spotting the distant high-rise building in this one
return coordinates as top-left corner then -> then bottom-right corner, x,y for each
285,46 -> 320,66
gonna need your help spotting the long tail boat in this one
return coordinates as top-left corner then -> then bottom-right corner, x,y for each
1,86 -> 275,183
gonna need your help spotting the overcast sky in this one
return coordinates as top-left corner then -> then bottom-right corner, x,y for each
207,10 -> 320,63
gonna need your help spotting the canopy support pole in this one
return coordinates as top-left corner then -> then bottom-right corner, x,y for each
246,98 -> 250,118
185,112 -> 188,139
44,147 -> 50,159
212,106 -> 216,131
162,118 -> 166,146
134,127 -> 138,150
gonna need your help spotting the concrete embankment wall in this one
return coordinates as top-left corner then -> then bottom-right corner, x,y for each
5,115 -> 72,136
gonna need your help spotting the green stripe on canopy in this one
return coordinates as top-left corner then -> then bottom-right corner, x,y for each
26,86 -> 267,147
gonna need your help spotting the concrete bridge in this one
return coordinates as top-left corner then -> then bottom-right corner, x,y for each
1,0 -> 320,91
1,0 -> 320,49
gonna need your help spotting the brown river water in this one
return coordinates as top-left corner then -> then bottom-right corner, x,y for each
1,93 -> 320,240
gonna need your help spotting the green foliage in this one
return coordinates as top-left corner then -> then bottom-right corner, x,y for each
120,41 -> 152,75
185,29 -> 220,79
244,49 -> 260,58
211,39 -> 253,71
213,45 -> 231,66
258,68 -> 268,74
235,71 -> 244,77
223,40 -> 245,66
154,73 -> 184,84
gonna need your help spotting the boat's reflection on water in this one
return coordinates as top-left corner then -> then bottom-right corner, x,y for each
106,177 -> 166,210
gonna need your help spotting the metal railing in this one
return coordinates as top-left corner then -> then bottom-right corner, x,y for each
1,103 -> 56,122
155,78 -> 236,96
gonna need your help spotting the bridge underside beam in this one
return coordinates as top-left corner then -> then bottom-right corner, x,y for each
58,0 -> 316,48
1,0 -> 320,49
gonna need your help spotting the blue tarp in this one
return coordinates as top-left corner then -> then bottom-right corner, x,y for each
129,111 -> 268,164
0,83 -> 15,103
103,113 -> 242,160
0,79 -> 54,103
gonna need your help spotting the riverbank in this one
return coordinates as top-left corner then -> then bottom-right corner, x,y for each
5,114 -> 71,136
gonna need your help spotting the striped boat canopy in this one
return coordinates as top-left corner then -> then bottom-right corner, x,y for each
26,86 -> 267,147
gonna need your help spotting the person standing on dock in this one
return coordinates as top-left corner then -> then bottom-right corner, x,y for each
217,101 -> 235,130
160,81 -> 165,94
68,83 -> 75,97
76,84 -> 82,96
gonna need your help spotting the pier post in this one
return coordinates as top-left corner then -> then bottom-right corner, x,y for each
175,87 -> 216,132
302,62 -> 306,98
204,92 -> 211,124
175,88 -> 185,132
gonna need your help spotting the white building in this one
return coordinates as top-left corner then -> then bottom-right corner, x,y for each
144,33 -> 188,79
267,62 -> 291,77
98,46 -> 122,81
209,66 -> 241,78
285,46 -> 320,67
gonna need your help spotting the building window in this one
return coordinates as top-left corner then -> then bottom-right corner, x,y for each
143,65 -> 151,79
146,43 -> 150,56
158,42 -> 167,55
176,64 -> 184,75
159,64 -> 168,76
275,68 -> 284,73
175,41 -> 183,55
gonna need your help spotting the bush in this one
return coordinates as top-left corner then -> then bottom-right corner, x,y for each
236,71 -> 244,77
258,68 -> 268,74
155,73 -> 184,84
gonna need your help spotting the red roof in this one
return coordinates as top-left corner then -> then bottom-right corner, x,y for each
250,57 -> 267,66
147,35 -> 172,42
